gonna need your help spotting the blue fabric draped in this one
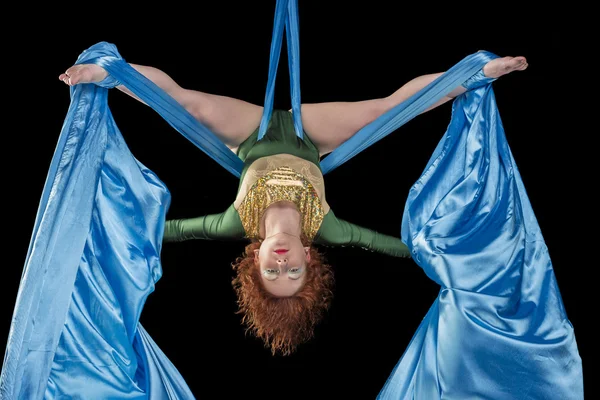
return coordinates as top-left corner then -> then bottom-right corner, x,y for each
1,47 -> 195,399
321,53 -> 495,174
376,76 -> 584,399
258,0 -> 304,140
79,44 -> 245,178
1,2 -> 583,398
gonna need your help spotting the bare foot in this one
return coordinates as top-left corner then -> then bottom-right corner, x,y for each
482,56 -> 528,79
58,64 -> 108,86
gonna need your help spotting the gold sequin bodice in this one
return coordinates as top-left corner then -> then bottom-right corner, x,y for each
237,165 -> 325,240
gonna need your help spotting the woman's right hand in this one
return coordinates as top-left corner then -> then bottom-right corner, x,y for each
58,64 -> 108,86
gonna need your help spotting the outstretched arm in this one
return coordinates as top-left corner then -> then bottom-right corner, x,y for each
163,204 -> 246,242
314,210 -> 411,258
58,61 -> 262,150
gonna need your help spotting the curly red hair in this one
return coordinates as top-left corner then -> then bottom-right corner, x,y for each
231,239 -> 334,356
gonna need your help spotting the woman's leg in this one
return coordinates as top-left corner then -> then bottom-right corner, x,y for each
302,56 -> 528,156
118,64 -> 264,152
62,62 -> 264,152
179,90 -> 264,153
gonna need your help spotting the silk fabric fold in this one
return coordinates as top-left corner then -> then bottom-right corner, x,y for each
1,79 -> 194,398
1,4 -> 583,398
377,77 -> 583,400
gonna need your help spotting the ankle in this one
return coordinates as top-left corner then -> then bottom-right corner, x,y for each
462,69 -> 497,91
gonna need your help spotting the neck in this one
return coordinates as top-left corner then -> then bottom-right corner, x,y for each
262,202 -> 302,239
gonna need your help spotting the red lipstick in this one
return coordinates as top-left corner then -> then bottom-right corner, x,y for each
274,249 -> 288,254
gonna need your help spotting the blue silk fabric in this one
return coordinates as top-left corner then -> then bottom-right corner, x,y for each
377,77 -> 583,400
0,59 -> 195,399
1,11 -> 583,400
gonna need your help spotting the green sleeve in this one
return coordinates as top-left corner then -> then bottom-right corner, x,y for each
314,210 -> 411,258
163,204 -> 245,242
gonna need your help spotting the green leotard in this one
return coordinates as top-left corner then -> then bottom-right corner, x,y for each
163,110 -> 410,258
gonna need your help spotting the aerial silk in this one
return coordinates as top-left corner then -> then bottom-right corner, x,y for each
1,0 -> 583,398
376,71 -> 584,400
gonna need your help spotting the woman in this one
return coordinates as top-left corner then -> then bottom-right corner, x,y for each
58,54 -> 528,357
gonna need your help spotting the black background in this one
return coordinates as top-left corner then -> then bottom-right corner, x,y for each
2,3 -> 591,399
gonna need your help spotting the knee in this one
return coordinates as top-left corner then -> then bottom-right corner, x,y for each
187,99 -> 214,125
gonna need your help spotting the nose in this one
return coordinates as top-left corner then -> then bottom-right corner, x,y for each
276,258 -> 288,265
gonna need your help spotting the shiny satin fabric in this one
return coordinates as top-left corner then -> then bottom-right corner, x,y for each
82,41 -> 505,180
321,51 -> 499,174
377,80 -> 584,399
1,58 -> 195,399
81,42 -> 245,178
1,35 -> 583,400
258,0 -> 304,140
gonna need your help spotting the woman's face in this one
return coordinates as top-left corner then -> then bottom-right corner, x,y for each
255,233 -> 310,297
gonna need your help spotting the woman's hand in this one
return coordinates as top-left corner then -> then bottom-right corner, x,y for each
58,64 -> 108,86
